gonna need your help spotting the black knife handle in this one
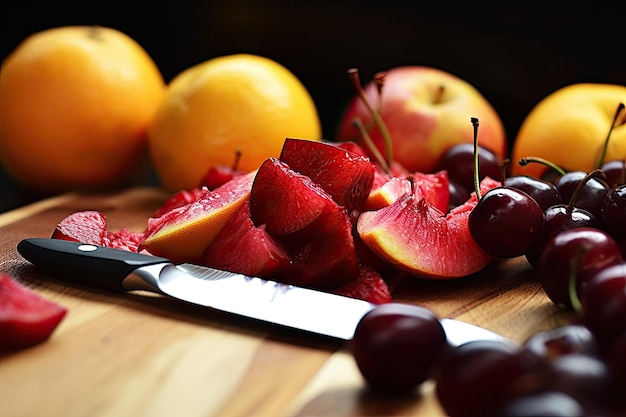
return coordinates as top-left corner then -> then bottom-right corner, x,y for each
17,238 -> 171,292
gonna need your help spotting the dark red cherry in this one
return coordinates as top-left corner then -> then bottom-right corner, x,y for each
439,143 -> 501,193
469,186 -> 544,259
351,303 -> 447,392
525,204 -> 602,269
538,227 -> 622,309
504,175 -> 562,211
602,184 -> 626,238
601,159 -> 626,188
555,171 -> 609,219
580,262 -> 626,347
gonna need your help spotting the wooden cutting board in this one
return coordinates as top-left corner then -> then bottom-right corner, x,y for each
0,187 -> 572,417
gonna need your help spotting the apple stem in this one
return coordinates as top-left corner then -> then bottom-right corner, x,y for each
596,102 -> 625,169
348,68 -> 394,167
518,157 -> 566,176
471,117 -> 482,200
352,118 -> 392,175
566,168 -> 607,213
433,85 -> 445,104
232,149 -> 242,170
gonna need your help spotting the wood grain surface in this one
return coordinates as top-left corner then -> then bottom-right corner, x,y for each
0,187 -> 573,417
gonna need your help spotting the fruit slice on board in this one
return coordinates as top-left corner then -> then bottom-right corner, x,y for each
140,171 -> 256,262
249,158 -> 336,235
357,177 -> 499,278
279,138 -> 375,212
332,266 -> 392,304
275,202 -> 360,289
0,272 -> 68,350
200,199 -> 290,278
51,210 -> 108,245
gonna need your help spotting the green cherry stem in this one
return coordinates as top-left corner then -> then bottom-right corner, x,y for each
518,156 -> 567,176
348,68 -> 394,167
471,117 -> 482,200
567,243 -> 588,314
596,102 -> 625,169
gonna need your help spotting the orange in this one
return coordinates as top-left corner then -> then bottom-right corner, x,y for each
0,26 -> 165,194
147,53 -> 322,192
511,83 -> 626,178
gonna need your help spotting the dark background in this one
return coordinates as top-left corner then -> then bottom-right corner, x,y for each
2,1 -> 625,212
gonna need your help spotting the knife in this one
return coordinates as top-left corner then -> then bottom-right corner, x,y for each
17,237 -> 507,345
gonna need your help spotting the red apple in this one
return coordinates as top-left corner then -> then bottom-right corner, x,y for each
337,66 -> 507,173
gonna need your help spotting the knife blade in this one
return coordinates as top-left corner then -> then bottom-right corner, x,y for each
16,237 -> 507,344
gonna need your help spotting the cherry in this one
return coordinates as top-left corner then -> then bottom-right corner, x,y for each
600,159 -> 626,188
351,303 -> 447,392
525,204 -> 602,269
523,324 -> 601,359
469,186 -> 545,259
467,118 -> 544,259
438,142 -> 501,194
580,262 -> 626,348
543,353 -> 616,412
538,227 -> 622,310
435,339 -> 545,417
602,184 -> 626,238
504,174 -> 562,211
555,171 -> 609,220
525,170 -> 607,269
494,391 -> 585,417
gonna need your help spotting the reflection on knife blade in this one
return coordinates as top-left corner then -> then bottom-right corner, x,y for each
17,237 -> 507,344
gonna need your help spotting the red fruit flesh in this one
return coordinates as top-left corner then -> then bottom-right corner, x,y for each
332,266 -> 392,304
275,203 -> 360,289
0,272 -> 67,350
51,211 -> 144,252
412,170 -> 450,213
51,210 -> 108,245
249,158 -> 336,235
201,199 -> 290,278
357,177 -> 499,278
141,172 -> 255,261
279,138 -> 375,212
151,188 -> 206,218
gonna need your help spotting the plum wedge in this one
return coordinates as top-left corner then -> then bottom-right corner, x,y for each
357,177 -> 500,278
279,138 -> 375,212
140,171 -> 256,262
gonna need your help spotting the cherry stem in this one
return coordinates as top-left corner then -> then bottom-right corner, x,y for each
348,68 -> 394,167
596,102 -> 625,169
373,72 -> 385,114
566,168 -> 607,212
568,243 -> 588,314
518,157 -> 566,176
471,117 -> 482,200
352,118 -> 392,175
499,158 -> 511,183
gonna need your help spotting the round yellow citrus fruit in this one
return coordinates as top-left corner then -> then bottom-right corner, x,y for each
147,53 -> 322,192
0,25 -> 165,194
511,83 -> 626,178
